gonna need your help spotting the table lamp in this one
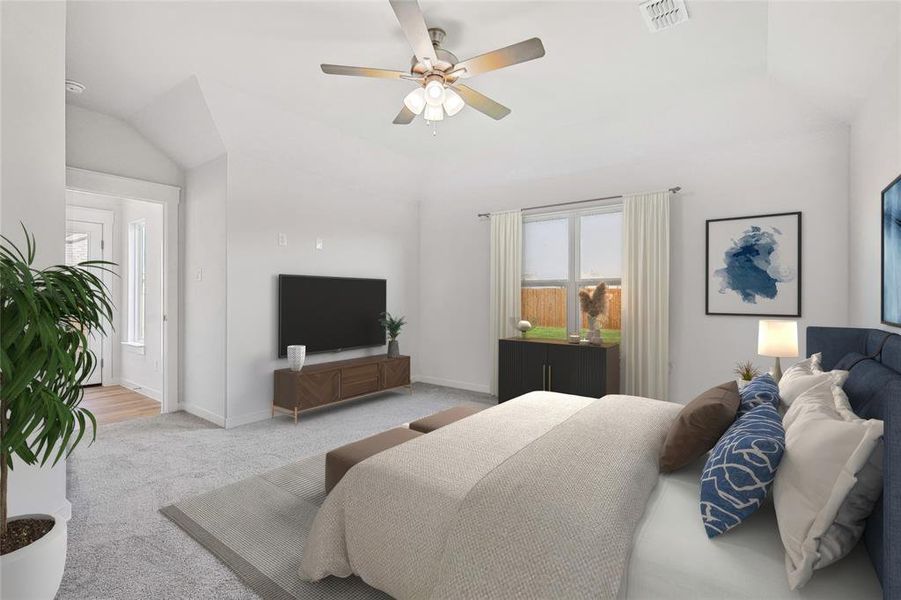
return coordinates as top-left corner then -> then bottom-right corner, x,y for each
757,320 -> 799,383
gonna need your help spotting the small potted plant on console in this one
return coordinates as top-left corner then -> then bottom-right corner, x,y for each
1,227 -> 113,600
379,312 -> 406,358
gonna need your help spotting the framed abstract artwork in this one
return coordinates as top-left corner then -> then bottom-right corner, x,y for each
706,212 -> 802,317
883,174 -> 901,327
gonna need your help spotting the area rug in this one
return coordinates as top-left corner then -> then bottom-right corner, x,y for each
160,454 -> 388,600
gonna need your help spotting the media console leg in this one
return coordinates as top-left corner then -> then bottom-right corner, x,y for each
293,407 -> 298,425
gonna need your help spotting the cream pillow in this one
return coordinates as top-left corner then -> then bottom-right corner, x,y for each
774,383 -> 884,590
779,358 -> 847,408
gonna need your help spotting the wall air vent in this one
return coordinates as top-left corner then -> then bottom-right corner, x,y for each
640,0 -> 689,33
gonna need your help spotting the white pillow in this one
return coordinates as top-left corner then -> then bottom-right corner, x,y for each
774,383 -> 884,590
779,366 -> 847,408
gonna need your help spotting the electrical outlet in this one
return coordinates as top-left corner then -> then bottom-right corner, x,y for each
278,233 -> 288,247
195,268 -> 203,282
154,359 -> 160,371
315,238 -> 324,250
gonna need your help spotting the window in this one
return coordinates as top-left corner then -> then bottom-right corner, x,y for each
127,220 -> 146,345
521,206 -> 622,343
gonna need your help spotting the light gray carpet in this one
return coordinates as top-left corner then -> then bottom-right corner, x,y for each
161,454 -> 387,600
59,383 -> 493,600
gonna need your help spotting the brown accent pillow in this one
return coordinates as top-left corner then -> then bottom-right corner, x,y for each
659,381 -> 740,472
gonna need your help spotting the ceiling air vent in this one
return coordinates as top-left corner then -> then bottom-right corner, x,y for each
640,0 -> 689,32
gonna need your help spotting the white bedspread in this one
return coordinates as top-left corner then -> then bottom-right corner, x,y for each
300,392 -> 680,599
625,458 -> 883,599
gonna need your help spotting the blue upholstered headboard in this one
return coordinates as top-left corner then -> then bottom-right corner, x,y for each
807,327 -> 899,598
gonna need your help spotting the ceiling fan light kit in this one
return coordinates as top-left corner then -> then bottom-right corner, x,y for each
320,0 -> 546,132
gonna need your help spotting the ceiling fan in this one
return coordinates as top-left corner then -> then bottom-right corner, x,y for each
320,0 -> 545,130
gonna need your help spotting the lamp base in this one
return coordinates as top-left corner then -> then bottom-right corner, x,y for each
772,357 -> 783,383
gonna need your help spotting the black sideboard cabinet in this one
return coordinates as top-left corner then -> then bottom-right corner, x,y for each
497,337 -> 620,402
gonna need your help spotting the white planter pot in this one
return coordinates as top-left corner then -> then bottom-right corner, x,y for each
1,514 -> 67,600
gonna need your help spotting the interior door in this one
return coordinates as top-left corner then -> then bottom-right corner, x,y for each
65,220 -> 104,386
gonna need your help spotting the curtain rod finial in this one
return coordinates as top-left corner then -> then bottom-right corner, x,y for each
669,186 -> 682,193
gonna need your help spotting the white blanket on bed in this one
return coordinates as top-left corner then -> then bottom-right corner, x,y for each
300,391 -> 680,599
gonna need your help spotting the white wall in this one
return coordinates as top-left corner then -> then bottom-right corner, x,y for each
0,0 -> 70,519
66,104 -> 183,187
183,155 -> 228,425
66,191 -> 165,399
848,22 -> 901,331
223,152 -> 421,427
418,127 -> 851,402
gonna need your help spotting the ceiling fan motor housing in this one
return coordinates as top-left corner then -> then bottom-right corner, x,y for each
410,27 -> 458,76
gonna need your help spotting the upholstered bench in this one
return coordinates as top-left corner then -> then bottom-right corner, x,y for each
409,404 -> 485,434
325,427 -> 423,493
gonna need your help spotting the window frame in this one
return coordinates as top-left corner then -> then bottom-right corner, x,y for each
522,204 -> 622,335
126,218 -> 146,346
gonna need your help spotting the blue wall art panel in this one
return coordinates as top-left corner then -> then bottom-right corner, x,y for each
706,212 -> 801,317
884,175 -> 901,327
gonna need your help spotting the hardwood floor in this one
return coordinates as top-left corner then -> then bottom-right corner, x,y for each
80,385 -> 160,425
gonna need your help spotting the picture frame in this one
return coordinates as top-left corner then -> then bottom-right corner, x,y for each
883,174 -> 901,327
706,211 -> 802,317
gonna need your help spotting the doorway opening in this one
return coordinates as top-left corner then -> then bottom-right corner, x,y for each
66,189 -> 168,424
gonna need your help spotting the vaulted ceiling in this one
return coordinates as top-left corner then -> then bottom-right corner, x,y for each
66,1 -> 899,186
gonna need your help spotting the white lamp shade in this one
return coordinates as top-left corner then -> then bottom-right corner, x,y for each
443,88 -> 465,116
424,80 -> 445,106
403,87 -> 426,115
758,320 -> 799,357
423,103 -> 444,121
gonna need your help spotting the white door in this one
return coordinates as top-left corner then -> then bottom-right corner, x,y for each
66,220 -> 104,386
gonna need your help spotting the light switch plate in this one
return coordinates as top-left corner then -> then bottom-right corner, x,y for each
195,268 -> 203,281
315,238 -> 324,250
278,233 -> 288,247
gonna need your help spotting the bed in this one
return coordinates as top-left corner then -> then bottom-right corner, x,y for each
300,326 -> 898,599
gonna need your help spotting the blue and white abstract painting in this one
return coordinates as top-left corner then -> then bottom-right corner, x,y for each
884,176 -> 901,326
707,212 -> 801,316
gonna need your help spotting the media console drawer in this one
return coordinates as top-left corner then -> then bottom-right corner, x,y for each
274,355 -> 411,423
341,364 -> 381,398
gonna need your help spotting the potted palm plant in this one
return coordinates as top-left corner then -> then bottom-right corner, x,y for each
0,227 -> 113,600
379,312 -> 406,358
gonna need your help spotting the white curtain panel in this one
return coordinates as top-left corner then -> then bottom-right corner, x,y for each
489,210 -> 522,396
622,191 -> 671,400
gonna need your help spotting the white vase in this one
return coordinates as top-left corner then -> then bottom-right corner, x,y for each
0,514 -> 67,600
287,345 -> 306,371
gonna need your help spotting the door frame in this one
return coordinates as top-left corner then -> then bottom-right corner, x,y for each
66,168 -> 181,414
66,206 -> 115,386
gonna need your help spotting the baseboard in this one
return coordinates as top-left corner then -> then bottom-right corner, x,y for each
178,403 -> 226,427
413,375 -> 491,395
225,409 -> 273,429
119,378 -> 162,402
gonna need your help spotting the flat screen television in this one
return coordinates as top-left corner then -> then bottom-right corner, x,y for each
278,274 -> 386,356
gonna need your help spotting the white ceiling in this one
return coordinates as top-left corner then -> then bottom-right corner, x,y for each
65,1 -> 899,185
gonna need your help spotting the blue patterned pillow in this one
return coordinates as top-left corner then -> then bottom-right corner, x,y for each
738,374 -> 780,416
700,403 -> 785,538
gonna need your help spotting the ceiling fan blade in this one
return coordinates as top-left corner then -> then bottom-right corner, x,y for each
453,38 -> 545,78
321,64 -> 410,79
393,105 -> 417,125
452,84 -> 511,120
389,0 -> 438,65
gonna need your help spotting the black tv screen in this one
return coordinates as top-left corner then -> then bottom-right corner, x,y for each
278,275 -> 386,356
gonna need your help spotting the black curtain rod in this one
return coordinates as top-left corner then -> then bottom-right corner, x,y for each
477,186 -> 682,218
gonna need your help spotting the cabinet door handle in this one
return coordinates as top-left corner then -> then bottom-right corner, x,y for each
548,365 -> 552,390
542,364 -> 547,390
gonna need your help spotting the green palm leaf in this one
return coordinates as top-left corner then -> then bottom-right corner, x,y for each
1,224 -> 116,534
